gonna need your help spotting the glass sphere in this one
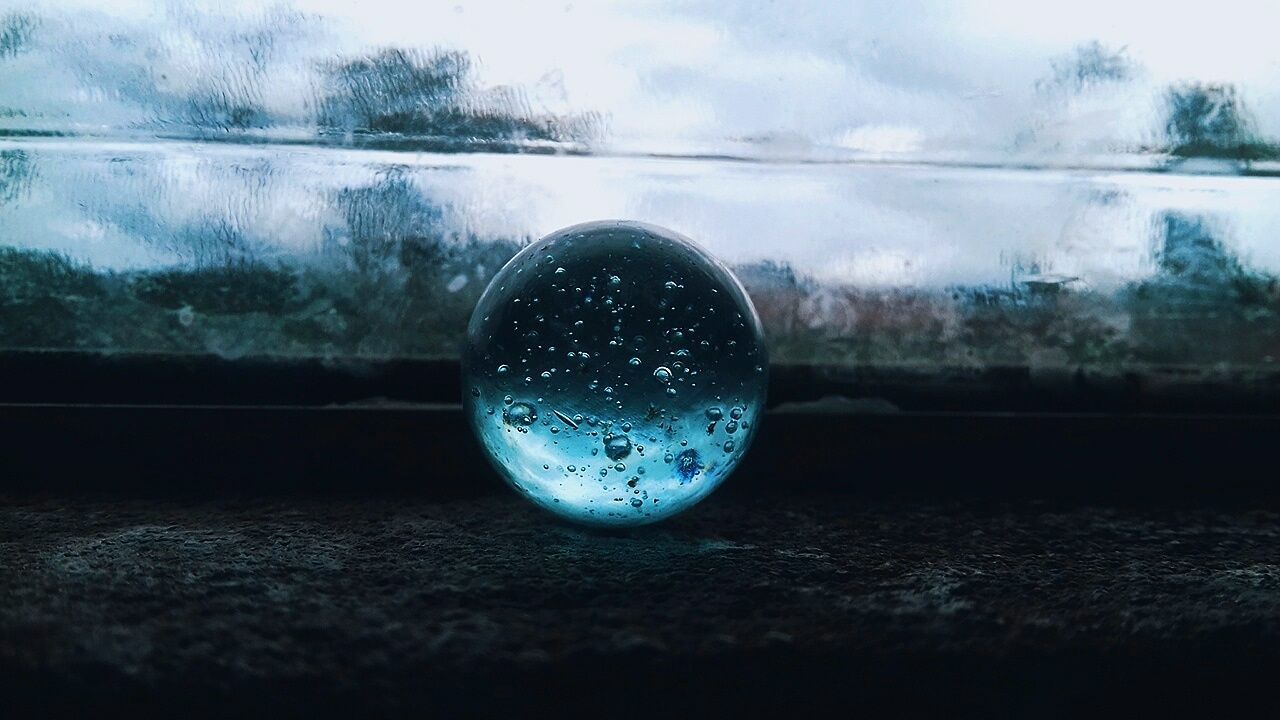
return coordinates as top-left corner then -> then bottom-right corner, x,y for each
463,220 -> 768,526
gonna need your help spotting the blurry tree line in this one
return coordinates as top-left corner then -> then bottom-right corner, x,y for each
0,7 -> 601,146
1041,40 -> 1275,159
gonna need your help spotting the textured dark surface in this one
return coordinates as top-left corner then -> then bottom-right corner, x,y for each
3,493 -> 1280,717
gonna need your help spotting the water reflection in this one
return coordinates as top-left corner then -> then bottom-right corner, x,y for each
1124,212 -> 1280,364
0,138 -> 1277,370
0,148 -> 32,205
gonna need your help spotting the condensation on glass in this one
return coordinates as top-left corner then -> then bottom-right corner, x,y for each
0,2 -> 1277,397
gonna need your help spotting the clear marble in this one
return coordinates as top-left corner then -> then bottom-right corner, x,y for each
463,221 -> 768,526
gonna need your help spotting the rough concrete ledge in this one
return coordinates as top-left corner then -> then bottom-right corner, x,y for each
3,495 -> 1279,717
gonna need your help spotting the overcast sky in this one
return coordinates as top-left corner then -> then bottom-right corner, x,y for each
8,0 -> 1280,154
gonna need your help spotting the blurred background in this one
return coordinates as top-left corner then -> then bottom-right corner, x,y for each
0,0 -> 1278,386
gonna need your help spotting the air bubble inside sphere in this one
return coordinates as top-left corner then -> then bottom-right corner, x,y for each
463,220 -> 767,526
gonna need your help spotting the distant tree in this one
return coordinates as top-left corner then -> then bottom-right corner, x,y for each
317,48 -> 471,134
72,5 -> 319,133
318,48 -> 528,139
0,13 -> 35,59
1038,41 -> 1135,93
315,47 -> 600,144
162,7 -> 314,131
0,149 -> 33,205
1162,82 -> 1257,155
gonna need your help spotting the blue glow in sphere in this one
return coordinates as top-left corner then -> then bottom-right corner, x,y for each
463,220 -> 768,526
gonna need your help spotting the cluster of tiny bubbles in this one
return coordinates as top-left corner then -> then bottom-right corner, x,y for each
462,220 -> 768,526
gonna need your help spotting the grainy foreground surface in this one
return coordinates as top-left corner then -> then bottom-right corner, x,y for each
3,494 -> 1279,717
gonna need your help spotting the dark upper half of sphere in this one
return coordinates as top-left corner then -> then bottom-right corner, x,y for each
466,221 -> 765,379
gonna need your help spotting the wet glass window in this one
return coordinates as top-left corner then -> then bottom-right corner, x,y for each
1,3 -> 1278,408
